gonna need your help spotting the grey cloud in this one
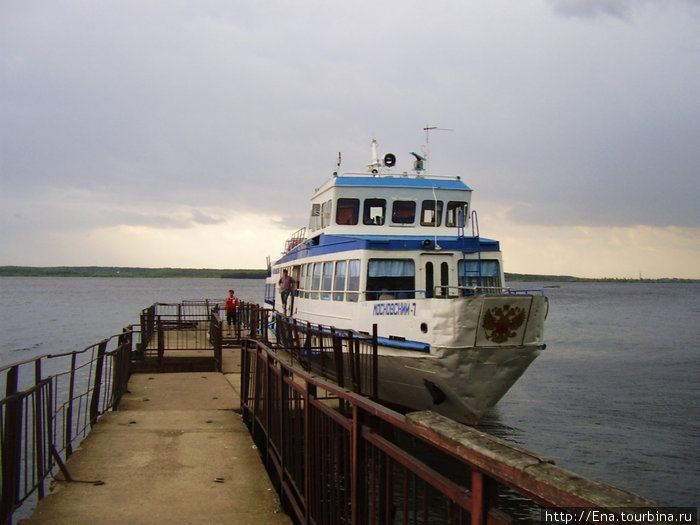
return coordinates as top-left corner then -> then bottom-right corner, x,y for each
1,0 -> 699,248
191,210 -> 224,226
547,0 -> 634,20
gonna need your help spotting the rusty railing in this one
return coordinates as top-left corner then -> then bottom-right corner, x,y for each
0,330 -> 134,524
274,314 -> 378,399
240,337 -> 662,525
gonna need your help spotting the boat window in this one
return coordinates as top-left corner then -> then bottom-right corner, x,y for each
446,201 -> 468,227
299,264 -> 307,298
336,198 -> 359,225
321,262 -> 333,300
440,261 -> 449,297
363,198 -> 386,225
311,263 -> 322,299
333,261 -> 347,301
321,200 -> 332,229
309,203 -> 321,232
346,259 -> 360,302
425,262 -> 434,298
420,200 -> 443,226
306,263 -> 314,298
458,259 -> 501,292
367,259 -> 415,300
391,200 -> 416,224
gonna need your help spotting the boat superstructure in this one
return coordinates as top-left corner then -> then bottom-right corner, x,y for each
265,139 -> 548,425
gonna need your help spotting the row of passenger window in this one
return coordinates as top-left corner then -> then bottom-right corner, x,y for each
310,199 -> 468,231
288,258 -> 502,303
297,259 -> 362,302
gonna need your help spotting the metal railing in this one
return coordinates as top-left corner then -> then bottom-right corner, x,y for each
0,330 -> 134,524
136,301 -> 234,372
240,337 -> 662,525
274,314 -> 378,399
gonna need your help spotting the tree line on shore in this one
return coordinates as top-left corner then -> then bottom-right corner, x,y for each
0,266 -> 695,283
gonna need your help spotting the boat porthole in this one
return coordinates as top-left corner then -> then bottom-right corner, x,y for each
420,322 -> 428,333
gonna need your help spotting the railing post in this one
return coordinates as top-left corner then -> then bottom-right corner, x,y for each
470,469 -> 498,525
89,340 -> 107,426
350,405 -> 366,525
304,379 -> 315,525
2,365 -> 21,523
333,332 -> 344,390
212,312 -> 222,372
157,318 -> 165,370
34,359 -> 45,499
372,323 -> 378,400
65,353 -> 77,456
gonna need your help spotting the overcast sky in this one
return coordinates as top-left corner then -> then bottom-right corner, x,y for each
1,0 -> 698,278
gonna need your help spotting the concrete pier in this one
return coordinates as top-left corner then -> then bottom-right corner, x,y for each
21,348 -> 292,525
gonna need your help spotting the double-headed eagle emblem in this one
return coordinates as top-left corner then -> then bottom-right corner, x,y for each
482,304 -> 526,343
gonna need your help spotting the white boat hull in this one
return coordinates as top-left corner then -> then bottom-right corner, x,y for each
282,292 -> 548,425
374,344 -> 542,425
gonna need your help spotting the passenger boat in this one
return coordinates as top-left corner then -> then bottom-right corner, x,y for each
265,138 -> 548,425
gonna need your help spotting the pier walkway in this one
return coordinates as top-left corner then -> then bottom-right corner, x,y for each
20,348 -> 291,525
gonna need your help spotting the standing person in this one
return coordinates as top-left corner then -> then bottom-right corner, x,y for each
225,289 -> 239,334
278,269 -> 295,315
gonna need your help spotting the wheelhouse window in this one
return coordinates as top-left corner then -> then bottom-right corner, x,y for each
391,200 -> 416,224
420,200 -> 443,226
347,259 -> 360,302
363,198 -> 386,225
367,259 -> 415,300
446,201 -> 468,227
336,198 -> 359,225
458,260 -> 501,291
309,203 -> 321,231
321,200 -> 332,228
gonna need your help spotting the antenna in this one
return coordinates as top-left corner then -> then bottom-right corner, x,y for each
423,124 -> 453,175
333,152 -> 341,177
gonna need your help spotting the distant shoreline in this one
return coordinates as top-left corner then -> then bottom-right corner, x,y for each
0,266 -> 696,283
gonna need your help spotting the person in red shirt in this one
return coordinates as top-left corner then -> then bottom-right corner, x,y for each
225,289 -> 239,333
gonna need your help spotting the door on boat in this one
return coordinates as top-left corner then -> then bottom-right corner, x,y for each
420,254 -> 452,298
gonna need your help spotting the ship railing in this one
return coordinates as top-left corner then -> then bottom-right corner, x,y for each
284,227 -> 307,253
432,285 -> 547,297
0,328 -> 136,524
339,171 -> 463,181
273,314 -> 378,400
363,288 -> 427,300
240,337 -> 662,525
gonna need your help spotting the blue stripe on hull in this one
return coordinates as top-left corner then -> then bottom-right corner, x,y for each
332,176 -> 471,191
377,336 -> 430,353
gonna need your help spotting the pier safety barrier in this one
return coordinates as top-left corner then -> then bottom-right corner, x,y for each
0,330 -> 133,524
240,337 -> 665,525
0,299 -> 266,524
136,300 -> 265,372
274,314 -> 378,400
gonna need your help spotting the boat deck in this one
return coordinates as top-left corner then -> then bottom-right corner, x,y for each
21,347 -> 292,525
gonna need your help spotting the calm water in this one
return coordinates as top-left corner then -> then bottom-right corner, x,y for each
0,277 -> 698,511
